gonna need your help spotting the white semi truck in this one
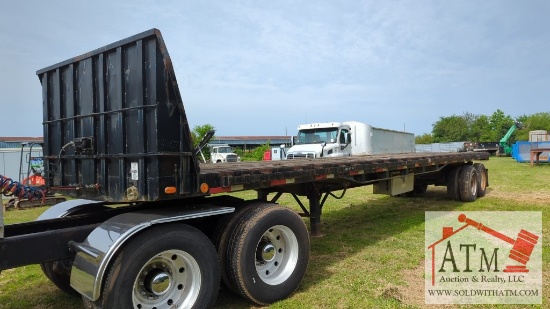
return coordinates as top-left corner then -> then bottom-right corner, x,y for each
285,121 -> 415,159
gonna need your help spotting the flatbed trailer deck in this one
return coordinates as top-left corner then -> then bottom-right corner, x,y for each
200,152 -> 489,192
0,29 -> 490,309
200,151 -> 489,235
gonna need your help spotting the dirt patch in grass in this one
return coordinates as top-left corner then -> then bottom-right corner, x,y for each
429,185 -> 550,206
400,262 -> 458,309
400,263 -> 424,307
485,189 -> 550,205
379,285 -> 404,303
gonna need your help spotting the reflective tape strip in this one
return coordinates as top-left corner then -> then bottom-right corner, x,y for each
209,187 -> 231,194
271,178 -> 295,186
209,184 -> 244,194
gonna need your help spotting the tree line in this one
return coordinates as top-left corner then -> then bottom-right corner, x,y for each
415,110 -> 550,144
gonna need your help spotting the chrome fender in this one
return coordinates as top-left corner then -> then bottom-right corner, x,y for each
36,199 -> 105,220
70,205 -> 234,301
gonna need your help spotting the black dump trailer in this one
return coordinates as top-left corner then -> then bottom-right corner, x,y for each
0,29 -> 490,309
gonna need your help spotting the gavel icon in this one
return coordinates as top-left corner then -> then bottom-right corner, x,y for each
458,214 -> 539,272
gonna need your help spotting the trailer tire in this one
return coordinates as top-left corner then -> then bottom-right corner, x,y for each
459,165 -> 478,202
226,204 -> 309,305
37,201 -> 111,298
446,166 -> 461,201
212,201 -> 263,294
40,259 -> 79,296
87,223 -> 220,309
474,163 -> 487,197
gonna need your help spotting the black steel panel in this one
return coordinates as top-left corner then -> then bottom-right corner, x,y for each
37,29 -> 199,202
0,224 -> 98,270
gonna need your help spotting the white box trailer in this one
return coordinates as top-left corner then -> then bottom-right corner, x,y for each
344,121 -> 415,155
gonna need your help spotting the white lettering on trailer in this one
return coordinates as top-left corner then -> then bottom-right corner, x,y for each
131,162 -> 139,180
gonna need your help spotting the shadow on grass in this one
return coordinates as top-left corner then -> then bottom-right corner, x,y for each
214,189 -> 466,308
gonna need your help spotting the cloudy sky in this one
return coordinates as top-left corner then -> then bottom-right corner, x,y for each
1,1 -> 549,138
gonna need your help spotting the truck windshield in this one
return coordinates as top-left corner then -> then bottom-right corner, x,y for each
296,128 -> 338,144
217,147 -> 233,153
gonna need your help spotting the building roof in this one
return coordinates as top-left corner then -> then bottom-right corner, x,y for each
0,137 -> 43,142
211,136 -> 292,147
0,137 -> 44,149
213,136 -> 290,141
0,136 -> 289,148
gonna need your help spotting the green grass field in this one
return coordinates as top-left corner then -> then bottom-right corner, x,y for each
0,156 -> 548,308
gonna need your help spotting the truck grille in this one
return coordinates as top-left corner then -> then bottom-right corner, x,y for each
287,153 -> 315,159
226,154 -> 238,162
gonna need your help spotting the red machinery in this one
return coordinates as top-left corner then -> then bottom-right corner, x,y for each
1,143 -> 65,210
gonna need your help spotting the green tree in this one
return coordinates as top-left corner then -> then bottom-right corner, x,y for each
431,110 -> 520,143
432,115 -> 470,142
237,142 -> 271,161
191,124 -> 215,162
415,133 -> 433,144
470,115 -> 492,142
488,109 -> 515,142
191,124 -> 216,148
516,112 -> 550,140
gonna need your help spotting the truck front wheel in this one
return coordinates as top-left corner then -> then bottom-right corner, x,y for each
85,223 -> 220,309
226,204 -> 310,305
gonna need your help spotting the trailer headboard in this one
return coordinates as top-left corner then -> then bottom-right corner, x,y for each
36,29 -> 199,202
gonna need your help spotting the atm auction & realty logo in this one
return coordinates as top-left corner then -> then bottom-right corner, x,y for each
425,211 -> 542,304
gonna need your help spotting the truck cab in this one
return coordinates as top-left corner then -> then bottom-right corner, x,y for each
209,144 -> 240,163
286,122 -> 351,159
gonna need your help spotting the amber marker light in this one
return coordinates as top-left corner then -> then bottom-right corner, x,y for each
200,183 -> 209,193
164,186 -> 177,194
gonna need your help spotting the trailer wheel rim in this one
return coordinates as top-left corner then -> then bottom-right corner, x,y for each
469,171 -> 478,196
480,170 -> 487,191
133,249 -> 201,309
255,225 -> 299,285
